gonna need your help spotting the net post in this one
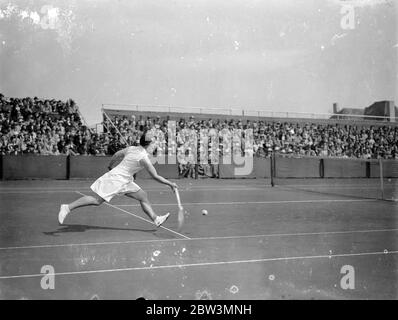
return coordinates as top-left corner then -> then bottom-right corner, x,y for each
270,152 -> 274,187
379,158 -> 384,200
319,158 -> 324,178
66,154 -> 70,180
366,161 -> 370,178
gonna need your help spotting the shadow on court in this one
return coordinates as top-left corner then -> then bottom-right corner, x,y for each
43,224 -> 157,236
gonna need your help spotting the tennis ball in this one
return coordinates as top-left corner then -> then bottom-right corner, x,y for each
202,209 -> 208,215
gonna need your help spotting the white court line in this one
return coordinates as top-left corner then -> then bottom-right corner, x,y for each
75,191 -> 190,240
1,250 -> 397,280
114,199 -> 378,207
1,228 -> 397,251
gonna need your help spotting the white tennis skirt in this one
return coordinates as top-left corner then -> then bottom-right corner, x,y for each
90,172 -> 141,202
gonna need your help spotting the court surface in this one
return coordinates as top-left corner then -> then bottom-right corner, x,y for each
0,178 -> 397,300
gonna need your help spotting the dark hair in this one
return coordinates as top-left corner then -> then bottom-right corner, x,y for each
139,129 -> 152,147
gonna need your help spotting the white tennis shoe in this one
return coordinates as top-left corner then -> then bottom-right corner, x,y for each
58,204 -> 70,225
154,213 -> 170,227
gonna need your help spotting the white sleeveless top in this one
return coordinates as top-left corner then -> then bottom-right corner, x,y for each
111,146 -> 149,177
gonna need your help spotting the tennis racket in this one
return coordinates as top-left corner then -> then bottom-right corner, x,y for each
175,188 -> 184,231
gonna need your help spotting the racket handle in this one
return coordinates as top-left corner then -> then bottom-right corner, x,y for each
175,189 -> 183,209
175,189 -> 184,232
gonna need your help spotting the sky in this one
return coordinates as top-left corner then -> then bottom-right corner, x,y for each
0,0 -> 397,125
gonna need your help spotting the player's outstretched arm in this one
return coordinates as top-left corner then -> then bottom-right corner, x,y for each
108,148 -> 127,170
140,157 -> 177,192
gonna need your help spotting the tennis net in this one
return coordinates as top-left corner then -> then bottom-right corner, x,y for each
270,154 -> 398,201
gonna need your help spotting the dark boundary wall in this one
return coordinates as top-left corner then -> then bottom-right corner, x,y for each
219,164 -> 256,179
69,156 -> 179,179
1,155 -> 397,180
323,158 -> 367,178
1,155 -> 179,180
69,156 -> 111,179
70,156 -> 177,179
2,155 -> 68,180
254,157 -> 271,178
272,156 -> 398,179
218,157 -> 271,179
275,156 -> 320,178
369,160 -> 398,178
136,163 -> 179,179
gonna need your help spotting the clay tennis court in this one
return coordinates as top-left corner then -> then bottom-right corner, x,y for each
0,178 -> 397,299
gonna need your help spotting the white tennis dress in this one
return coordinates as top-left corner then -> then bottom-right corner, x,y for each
90,146 -> 149,202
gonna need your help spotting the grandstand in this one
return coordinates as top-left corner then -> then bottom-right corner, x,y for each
1,93 -> 397,161
1,93 -> 397,192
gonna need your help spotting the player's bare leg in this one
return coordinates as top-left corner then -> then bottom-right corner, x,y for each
125,190 -> 170,227
58,194 -> 105,225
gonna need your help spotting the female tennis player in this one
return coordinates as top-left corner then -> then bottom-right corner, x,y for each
58,129 -> 177,227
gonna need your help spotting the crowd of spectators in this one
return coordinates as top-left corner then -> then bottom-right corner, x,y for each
1,94 -> 397,175
102,113 -> 398,176
0,94 -> 126,156
104,114 -> 398,159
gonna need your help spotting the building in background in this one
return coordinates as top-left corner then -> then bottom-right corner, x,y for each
364,101 -> 397,122
331,101 -> 396,122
